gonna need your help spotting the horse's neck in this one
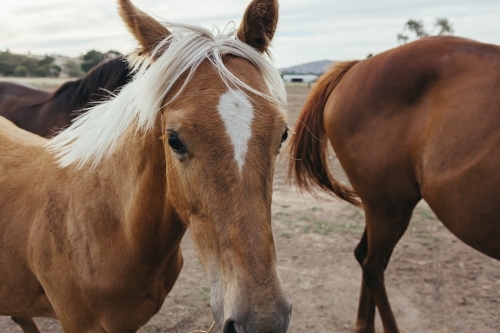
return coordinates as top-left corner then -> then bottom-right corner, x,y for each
50,72 -> 124,117
54,80 -> 93,114
68,62 -> 128,113
94,125 -> 185,258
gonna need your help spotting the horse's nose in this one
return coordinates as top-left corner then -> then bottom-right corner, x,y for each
222,300 -> 292,333
222,320 -> 240,333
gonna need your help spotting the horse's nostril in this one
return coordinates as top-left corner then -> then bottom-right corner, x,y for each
223,320 -> 239,333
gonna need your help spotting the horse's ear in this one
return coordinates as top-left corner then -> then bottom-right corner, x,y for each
237,0 -> 279,54
117,0 -> 170,56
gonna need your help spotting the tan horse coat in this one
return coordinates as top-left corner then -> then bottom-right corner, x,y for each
0,0 -> 291,332
0,114 -> 184,330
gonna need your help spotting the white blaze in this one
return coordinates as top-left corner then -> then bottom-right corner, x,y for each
217,90 -> 254,172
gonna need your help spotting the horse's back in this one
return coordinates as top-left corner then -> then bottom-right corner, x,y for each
0,116 -> 50,208
0,115 -> 47,148
0,116 -> 49,195
0,115 -> 50,209
327,36 -> 500,137
0,81 -> 48,97
325,36 -> 500,258
0,81 -> 49,111
0,82 -> 50,134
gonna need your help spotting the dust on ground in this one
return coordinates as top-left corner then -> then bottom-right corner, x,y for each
1,86 -> 499,333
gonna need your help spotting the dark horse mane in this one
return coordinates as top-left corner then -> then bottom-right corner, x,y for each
0,56 -> 132,138
46,56 -> 131,113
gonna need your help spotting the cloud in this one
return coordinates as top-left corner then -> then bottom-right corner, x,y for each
1,0 -> 499,67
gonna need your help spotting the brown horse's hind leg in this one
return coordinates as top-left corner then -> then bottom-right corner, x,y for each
11,317 -> 41,333
356,202 -> 416,333
354,230 -> 375,333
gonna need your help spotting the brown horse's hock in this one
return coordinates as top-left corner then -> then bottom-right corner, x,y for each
0,0 -> 291,332
289,36 -> 500,333
0,57 -> 131,138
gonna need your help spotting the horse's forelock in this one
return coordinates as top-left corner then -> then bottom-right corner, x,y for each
47,23 -> 285,169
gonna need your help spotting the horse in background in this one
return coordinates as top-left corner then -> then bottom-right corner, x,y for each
289,36 -> 500,333
0,57 -> 130,137
0,0 -> 291,332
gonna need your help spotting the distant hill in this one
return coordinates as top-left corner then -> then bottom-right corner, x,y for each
280,60 -> 336,75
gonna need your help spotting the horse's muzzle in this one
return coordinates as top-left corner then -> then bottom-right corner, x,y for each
222,299 -> 292,333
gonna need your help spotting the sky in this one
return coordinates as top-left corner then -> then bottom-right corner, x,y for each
1,0 -> 500,68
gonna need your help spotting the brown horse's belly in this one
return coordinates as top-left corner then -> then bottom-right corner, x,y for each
420,137 -> 500,260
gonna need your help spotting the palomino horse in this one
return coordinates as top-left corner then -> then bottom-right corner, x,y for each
0,0 -> 292,332
289,36 -> 500,333
0,57 -> 130,138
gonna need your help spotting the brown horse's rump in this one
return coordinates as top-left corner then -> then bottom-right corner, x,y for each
290,36 -> 500,333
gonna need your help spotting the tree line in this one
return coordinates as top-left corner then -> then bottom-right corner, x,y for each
397,18 -> 454,44
0,49 -> 121,78
366,18 -> 454,58
2,18 -> 455,77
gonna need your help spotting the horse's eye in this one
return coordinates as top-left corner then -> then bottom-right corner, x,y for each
167,132 -> 187,154
278,128 -> 289,154
281,128 -> 289,144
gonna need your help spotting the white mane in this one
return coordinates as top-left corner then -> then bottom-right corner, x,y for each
47,22 -> 286,168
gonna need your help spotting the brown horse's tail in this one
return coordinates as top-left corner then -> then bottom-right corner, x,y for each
288,60 -> 361,207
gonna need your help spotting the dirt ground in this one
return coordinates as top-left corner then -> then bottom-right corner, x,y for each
1,86 -> 499,333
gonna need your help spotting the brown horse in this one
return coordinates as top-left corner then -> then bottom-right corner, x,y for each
0,0 -> 291,332
0,56 -> 130,138
289,36 -> 500,333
